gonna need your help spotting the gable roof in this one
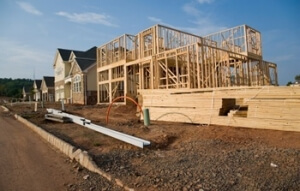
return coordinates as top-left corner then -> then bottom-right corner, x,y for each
43,76 -> 55,88
23,86 -> 31,93
57,46 -> 97,62
57,48 -> 73,61
72,50 -> 86,58
83,46 -> 97,59
75,58 -> 96,71
72,46 -> 97,60
34,80 -> 42,89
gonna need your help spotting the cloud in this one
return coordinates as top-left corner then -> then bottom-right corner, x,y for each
56,12 -> 118,27
148,15 -> 224,36
0,39 -> 51,63
183,3 -> 200,16
17,1 -> 42,15
183,19 -> 226,36
0,38 -> 53,79
181,3 -> 225,35
197,0 -> 214,4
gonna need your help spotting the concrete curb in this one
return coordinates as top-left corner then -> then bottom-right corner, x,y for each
1,105 -> 9,112
8,110 -> 134,191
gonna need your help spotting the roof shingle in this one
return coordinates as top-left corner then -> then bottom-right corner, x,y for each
75,58 -> 96,71
34,79 -> 42,89
43,76 -> 54,88
57,49 -> 72,61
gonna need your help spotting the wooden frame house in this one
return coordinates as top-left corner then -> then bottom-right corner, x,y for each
96,24 -> 278,104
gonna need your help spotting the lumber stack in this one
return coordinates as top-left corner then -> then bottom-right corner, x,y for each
139,89 -> 222,124
139,86 -> 300,132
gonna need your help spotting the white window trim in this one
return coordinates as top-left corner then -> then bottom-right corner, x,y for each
73,75 -> 82,93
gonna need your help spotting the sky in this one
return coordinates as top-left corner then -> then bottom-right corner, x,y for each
0,0 -> 299,85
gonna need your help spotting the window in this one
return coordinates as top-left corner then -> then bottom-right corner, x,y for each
73,75 -> 81,93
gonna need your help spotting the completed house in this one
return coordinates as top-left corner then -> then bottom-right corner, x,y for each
22,86 -> 32,101
33,79 -> 42,101
53,46 -> 97,104
70,58 -> 97,105
53,48 -> 72,102
41,76 -> 55,102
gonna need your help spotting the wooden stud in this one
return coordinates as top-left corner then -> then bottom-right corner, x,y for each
96,24 -> 278,105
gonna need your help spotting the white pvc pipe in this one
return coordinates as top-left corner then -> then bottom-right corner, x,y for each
47,109 -> 150,148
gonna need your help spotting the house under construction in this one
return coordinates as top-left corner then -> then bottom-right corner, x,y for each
96,24 -> 278,104
96,24 -> 300,132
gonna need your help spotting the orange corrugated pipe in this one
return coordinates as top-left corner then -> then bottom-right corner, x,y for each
106,96 -> 144,124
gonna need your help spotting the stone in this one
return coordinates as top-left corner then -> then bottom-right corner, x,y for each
83,175 -> 90,180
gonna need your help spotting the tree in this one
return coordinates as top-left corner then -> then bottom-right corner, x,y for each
0,78 -> 33,97
295,74 -> 300,82
286,81 -> 293,86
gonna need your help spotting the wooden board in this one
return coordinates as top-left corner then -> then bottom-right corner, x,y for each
139,86 -> 300,132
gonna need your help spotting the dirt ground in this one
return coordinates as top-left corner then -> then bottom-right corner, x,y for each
3,101 -> 300,191
0,107 -> 121,191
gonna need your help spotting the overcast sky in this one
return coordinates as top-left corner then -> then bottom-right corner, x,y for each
0,0 -> 299,85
